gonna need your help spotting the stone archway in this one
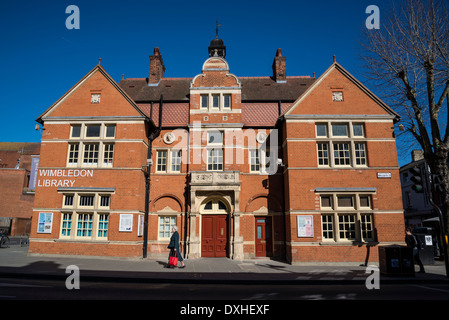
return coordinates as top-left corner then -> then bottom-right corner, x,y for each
187,171 -> 243,260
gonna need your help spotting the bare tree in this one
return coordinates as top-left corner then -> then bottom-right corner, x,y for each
361,0 -> 449,231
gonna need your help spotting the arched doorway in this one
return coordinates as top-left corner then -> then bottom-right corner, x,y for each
200,198 -> 229,257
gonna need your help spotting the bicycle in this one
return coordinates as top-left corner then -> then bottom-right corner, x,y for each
0,232 -> 10,248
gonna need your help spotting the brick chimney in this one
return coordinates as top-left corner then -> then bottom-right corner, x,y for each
411,149 -> 424,162
148,47 -> 165,85
272,48 -> 286,83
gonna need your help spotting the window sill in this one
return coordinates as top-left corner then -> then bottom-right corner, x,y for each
319,241 -> 378,246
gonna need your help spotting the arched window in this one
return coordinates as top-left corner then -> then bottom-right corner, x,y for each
202,199 -> 228,213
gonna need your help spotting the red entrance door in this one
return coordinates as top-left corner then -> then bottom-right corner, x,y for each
201,215 -> 228,257
255,217 -> 273,257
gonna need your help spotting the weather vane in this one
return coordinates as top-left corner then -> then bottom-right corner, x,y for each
216,20 -> 221,39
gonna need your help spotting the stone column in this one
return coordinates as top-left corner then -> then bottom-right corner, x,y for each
232,210 -> 244,260
187,190 -> 201,259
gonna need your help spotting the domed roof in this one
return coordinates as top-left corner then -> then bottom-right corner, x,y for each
208,37 -> 226,58
210,38 -> 224,47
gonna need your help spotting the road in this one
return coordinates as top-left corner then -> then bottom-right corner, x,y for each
1,276 -> 449,300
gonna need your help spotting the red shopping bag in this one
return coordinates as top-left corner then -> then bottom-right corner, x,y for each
169,251 -> 178,267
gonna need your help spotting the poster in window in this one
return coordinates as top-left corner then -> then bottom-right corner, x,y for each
297,216 -> 313,237
37,212 -> 53,234
119,214 -> 133,232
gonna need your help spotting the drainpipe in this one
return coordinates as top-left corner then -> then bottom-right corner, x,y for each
143,95 -> 163,258
278,100 -> 287,261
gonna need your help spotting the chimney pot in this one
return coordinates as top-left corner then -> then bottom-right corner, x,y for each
411,149 -> 424,162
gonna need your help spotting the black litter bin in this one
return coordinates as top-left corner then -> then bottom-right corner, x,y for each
378,245 -> 415,276
413,227 -> 435,265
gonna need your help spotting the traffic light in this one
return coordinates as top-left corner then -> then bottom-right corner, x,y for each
410,166 -> 424,193
431,174 -> 444,193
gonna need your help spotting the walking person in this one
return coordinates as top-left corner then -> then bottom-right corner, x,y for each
405,227 -> 425,273
167,225 -> 185,268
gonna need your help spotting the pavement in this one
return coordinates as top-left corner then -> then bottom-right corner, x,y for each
0,240 -> 448,285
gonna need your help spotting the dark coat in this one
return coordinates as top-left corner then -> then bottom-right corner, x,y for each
168,231 -> 183,261
168,231 -> 180,250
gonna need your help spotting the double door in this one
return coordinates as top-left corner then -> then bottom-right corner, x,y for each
201,214 -> 228,257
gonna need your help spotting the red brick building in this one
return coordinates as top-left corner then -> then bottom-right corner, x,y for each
0,142 -> 40,236
30,38 -> 404,263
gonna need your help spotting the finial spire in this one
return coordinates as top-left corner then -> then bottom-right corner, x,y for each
216,20 -> 221,39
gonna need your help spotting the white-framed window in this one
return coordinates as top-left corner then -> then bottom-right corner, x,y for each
83,143 -> 99,166
79,195 -> 95,207
97,214 -> 109,238
156,149 -> 182,173
207,149 -> 223,171
317,143 -> 329,166
99,195 -> 110,208
103,143 -> 114,166
206,130 -> 223,171
85,124 -> 101,138
68,144 -> 79,165
333,143 -> 351,166
77,213 -> 93,237
61,213 -> 72,238
63,194 -> 74,207
315,122 -> 368,168
319,193 -> 374,242
250,149 -> 260,172
354,143 -> 367,166
249,148 -> 273,173
159,216 -> 176,239
212,94 -> 220,109
201,95 -> 209,109
201,199 -> 228,213
59,192 -> 112,241
223,94 -> 232,109
105,125 -> 116,139
198,93 -> 233,111
67,123 -> 116,168
171,150 -> 181,173
71,125 -> 81,138
207,131 -> 223,145
156,150 -> 167,172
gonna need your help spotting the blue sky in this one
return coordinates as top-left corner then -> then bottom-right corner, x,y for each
1,0 -> 413,165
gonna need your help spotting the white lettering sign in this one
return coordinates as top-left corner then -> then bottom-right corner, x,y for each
37,169 -> 93,188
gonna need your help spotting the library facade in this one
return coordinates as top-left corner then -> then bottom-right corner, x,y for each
30,38 -> 405,263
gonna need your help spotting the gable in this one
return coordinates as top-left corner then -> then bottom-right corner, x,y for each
284,63 -> 399,119
37,65 -> 147,121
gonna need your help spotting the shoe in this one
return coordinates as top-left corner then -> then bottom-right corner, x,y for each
179,265 -> 186,269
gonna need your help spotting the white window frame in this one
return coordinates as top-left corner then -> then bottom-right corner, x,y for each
67,123 -> 116,168
59,191 -> 112,241
197,92 -> 233,112
156,149 -> 182,173
158,216 -> 177,240
319,193 -> 374,243
315,122 -> 368,168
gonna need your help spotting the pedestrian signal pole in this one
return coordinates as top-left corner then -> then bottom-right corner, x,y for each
410,164 -> 449,278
